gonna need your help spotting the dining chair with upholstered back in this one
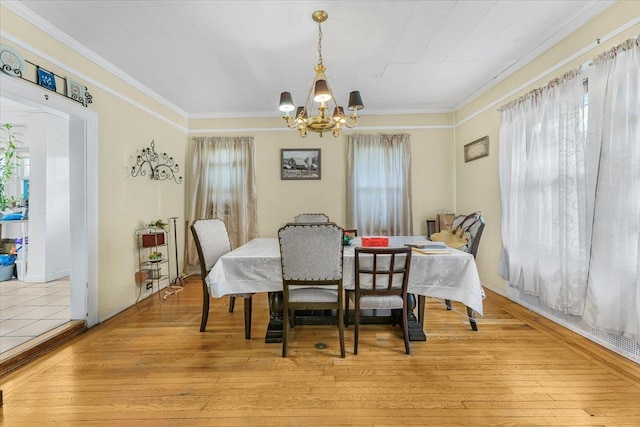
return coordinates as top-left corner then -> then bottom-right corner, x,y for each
278,222 -> 345,358
293,213 -> 330,223
190,218 -> 253,339
346,247 -> 412,355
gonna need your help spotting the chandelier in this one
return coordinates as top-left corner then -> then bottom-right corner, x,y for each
278,10 -> 364,138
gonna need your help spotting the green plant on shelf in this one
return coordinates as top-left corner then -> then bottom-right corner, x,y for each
0,123 -> 21,212
146,219 -> 168,231
149,251 -> 163,261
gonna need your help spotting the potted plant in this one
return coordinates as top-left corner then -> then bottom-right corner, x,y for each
0,123 -> 20,213
148,251 -> 163,261
146,219 -> 168,231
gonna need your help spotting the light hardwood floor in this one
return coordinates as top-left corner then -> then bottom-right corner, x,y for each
1,277 -> 639,426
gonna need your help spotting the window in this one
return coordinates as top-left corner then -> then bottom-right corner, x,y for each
347,134 -> 413,236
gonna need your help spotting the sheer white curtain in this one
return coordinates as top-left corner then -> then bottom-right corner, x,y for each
186,136 -> 257,265
583,38 -> 640,340
346,134 -> 413,236
499,69 -> 591,315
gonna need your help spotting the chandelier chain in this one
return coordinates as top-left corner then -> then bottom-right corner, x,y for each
317,22 -> 323,66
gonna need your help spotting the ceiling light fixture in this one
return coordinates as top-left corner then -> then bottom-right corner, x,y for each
278,10 -> 364,138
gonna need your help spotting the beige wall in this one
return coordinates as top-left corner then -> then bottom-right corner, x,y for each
1,6 -> 188,321
2,1 -> 638,322
453,1 -> 640,294
188,113 -> 456,238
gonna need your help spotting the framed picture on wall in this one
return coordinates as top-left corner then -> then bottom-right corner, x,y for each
37,67 -> 57,92
66,77 -> 85,105
281,148 -> 321,180
464,136 -> 489,162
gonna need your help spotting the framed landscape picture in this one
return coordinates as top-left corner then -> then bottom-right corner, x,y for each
281,148 -> 321,180
464,136 -> 489,162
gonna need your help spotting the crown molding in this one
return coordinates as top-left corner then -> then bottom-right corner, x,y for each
188,106 -> 455,120
455,12 -> 639,128
3,0 -> 188,120
1,30 -> 188,133
452,0 -> 617,113
187,124 -> 453,134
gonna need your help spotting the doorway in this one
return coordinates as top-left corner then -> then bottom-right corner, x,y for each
0,75 -> 99,352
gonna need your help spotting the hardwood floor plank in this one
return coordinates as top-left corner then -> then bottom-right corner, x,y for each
1,280 -> 639,426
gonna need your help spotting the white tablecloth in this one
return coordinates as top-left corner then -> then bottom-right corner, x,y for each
206,236 -> 485,315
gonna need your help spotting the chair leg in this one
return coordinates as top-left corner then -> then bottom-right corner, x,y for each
338,305 -> 345,358
445,299 -> 452,310
200,293 -> 210,332
228,296 -> 236,313
418,295 -> 425,326
344,292 -> 350,327
467,306 -> 478,331
401,306 -> 410,355
354,302 -> 360,355
282,303 -> 289,357
244,297 -> 252,339
288,310 -> 295,329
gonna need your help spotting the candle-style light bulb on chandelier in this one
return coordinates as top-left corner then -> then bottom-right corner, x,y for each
278,10 -> 364,138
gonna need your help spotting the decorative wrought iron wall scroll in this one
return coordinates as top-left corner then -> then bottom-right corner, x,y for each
131,140 -> 182,184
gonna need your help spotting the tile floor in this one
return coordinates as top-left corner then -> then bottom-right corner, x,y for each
0,277 -> 70,355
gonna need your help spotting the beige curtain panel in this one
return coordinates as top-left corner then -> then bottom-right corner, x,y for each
186,136 -> 257,266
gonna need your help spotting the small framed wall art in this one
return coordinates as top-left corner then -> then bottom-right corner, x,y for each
281,148 -> 321,180
37,67 -> 57,92
464,136 -> 489,162
66,78 -> 85,105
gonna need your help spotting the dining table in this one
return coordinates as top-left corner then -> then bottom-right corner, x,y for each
206,236 -> 485,342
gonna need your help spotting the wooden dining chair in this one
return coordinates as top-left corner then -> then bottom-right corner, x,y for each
293,213 -> 330,223
190,218 -> 253,339
278,222 -> 345,358
346,246 -> 412,354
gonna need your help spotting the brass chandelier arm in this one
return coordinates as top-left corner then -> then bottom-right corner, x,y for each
343,116 -> 359,129
282,115 -> 299,129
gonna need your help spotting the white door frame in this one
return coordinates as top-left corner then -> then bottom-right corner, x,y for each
1,74 -> 99,327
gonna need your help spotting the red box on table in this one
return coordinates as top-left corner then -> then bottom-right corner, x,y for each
361,236 -> 389,247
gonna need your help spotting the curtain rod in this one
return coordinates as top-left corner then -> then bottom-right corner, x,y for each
499,34 -> 639,112
498,68 -> 582,112
590,34 -> 639,66
192,136 -> 254,142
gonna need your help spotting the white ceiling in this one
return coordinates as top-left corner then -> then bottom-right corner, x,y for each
7,0 -> 614,118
